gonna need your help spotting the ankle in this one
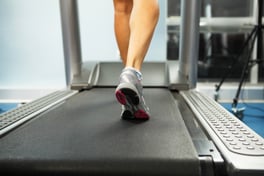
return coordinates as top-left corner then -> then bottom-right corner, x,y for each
123,67 -> 142,80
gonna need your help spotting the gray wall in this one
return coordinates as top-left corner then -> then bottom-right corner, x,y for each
0,0 -> 65,89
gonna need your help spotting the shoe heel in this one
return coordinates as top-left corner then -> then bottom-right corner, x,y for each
115,90 -> 127,105
121,88 -> 139,105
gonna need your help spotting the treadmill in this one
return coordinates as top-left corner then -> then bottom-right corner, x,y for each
0,1 -> 264,175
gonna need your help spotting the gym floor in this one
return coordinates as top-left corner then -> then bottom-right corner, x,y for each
0,103 -> 18,114
220,102 -> 264,138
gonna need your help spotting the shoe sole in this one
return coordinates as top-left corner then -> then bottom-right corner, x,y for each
115,88 -> 149,120
121,109 -> 133,120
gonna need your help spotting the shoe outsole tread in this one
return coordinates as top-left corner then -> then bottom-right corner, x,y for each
115,89 -> 149,120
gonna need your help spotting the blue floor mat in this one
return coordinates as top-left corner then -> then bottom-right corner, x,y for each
220,102 -> 264,138
0,103 -> 18,114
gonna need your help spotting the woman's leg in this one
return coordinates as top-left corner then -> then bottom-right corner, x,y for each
113,0 -> 159,70
113,0 -> 160,119
113,0 -> 133,65
126,0 -> 159,71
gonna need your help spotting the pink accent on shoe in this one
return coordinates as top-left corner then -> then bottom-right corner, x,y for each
115,90 -> 126,105
134,110 -> 149,119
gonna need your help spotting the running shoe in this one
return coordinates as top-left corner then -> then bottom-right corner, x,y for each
115,67 -> 150,120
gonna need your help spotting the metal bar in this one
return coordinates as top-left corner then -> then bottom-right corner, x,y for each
257,0 -> 263,64
250,0 -> 259,83
60,0 -> 82,86
179,0 -> 201,89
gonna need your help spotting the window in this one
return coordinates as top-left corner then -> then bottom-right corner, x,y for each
167,0 -> 263,82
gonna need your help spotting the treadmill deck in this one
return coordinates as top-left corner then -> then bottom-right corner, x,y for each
0,88 -> 199,176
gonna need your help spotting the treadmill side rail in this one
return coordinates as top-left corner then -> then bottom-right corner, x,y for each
181,90 -> 264,176
0,90 -> 77,137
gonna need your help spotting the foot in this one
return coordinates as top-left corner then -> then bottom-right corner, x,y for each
115,67 -> 150,120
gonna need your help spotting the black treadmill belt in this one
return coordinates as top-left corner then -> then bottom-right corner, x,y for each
0,88 -> 199,176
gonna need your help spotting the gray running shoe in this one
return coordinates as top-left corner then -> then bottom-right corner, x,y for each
115,68 -> 150,120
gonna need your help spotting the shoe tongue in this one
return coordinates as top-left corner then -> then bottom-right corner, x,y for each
134,71 -> 142,81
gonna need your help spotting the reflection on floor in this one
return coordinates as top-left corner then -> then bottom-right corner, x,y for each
1,102 -> 264,138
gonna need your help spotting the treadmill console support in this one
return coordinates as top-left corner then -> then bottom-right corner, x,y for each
179,0 -> 201,89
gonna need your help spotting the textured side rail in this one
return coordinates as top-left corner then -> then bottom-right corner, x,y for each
181,90 -> 264,156
0,90 -> 77,136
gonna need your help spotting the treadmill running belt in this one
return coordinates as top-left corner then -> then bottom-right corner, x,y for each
0,88 -> 199,176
